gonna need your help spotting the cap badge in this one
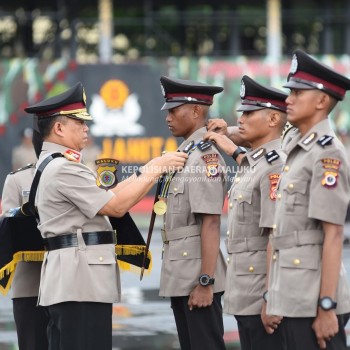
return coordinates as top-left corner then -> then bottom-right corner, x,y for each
240,81 -> 246,98
83,88 -> 87,105
95,158 -> 119,190
160,83 -> 166,97
290,54 -> 298,74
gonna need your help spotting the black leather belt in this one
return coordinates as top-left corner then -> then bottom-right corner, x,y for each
44,231 -> 116,251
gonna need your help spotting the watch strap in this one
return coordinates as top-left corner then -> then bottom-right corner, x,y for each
231,146 -> 246,161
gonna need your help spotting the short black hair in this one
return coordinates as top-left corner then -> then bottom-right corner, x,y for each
37,115 -> 67,138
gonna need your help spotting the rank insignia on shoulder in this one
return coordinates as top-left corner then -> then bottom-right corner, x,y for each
198,140 -> 212,152
302,132 -> 317,145
183,140 -> 195,153
317,135 -> 333,147
10,163 -> 35,174
251,148 -> 266,160
95,158 -> 119,190
202,153 -> 220,177
269,174 -> 280,200
265,150 -> 280,164
63,149 -> 81,162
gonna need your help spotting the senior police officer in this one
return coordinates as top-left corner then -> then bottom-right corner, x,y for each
267,50 -> 350,350
158,76 -> 227,350
24,82 -> 188,350
1,131 -> 48,350
205,75 -> 287,350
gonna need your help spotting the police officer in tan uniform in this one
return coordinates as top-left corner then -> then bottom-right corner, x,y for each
24,82 -> 187,350
1,130 -> 49,350
159,76 -> 227,350
205,75 -> 287,350
267,50 -> 350,350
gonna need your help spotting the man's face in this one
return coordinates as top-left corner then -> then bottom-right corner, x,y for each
165,104 -> 196,139
285,89 -> 319,126
237,109 -> 270,145
61,117 -> 89,151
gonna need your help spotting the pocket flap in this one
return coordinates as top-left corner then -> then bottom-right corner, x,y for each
232,188 -> 253,204
279,246 -> 320,270
235,251 -> 267,275
86,250 -> 116,265
168,180 -> 185,196
283,180 -> 308,195
169,240 -> 201,260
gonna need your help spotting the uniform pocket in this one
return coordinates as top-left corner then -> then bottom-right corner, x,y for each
86,249 -> 116,265
168,237 -> 201,261
232,188 -> 254,224
234,251 -> 267,275
282,179 -> 309,215
279,245 -> 320,270
168,181 -> 188,214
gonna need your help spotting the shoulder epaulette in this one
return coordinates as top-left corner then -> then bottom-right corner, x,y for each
9,163 -> 35,174
317,135 -> 333,148
197,140 -> 213,152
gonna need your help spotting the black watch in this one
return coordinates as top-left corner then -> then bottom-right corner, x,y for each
318,297 -> 337,311
262,290 -> 268,303
231,146 -> 246,161
199,274 -> 215,287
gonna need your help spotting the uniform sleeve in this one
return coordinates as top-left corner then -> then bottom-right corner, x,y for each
1,174 -> 22,214
259,164 -> 283,228
309,148 -> 350,225
188,152 -> 227,215
56,162 -> 114,219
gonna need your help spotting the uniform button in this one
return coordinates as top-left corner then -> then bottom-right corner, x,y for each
288,183 -> 294,189
284,165 -> 289,172
293,258 -> 300,266
229,202 -> 233,209
226,230 -> 230,236
238,194 -> 243,200
99,256 -> 104,262
249,266 -> 254,273
182,252 -> 188,257
174,187 -> 178,192
227,257 -> 230,263
235,177 -> 241,183
272,254 -> 277,261
277,193 -> 282,199
272,224 -> 277,229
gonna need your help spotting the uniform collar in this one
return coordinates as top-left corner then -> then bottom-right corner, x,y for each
244,138 -> 282,167
41,141 -> 82,162
297,119 -> 334,152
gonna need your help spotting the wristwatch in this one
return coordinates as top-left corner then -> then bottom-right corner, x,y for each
318,297 -> 337,311
231,146 -> 246,161
262,290 -> 268,303
199,274 -> 215,287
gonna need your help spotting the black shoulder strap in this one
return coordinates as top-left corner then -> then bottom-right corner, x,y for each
24,153 -> 64,220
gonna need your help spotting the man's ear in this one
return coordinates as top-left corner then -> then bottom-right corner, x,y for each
192,104 -> 201,119
268,111 -> 280,128
315,92 -> 329,110
52,120 -> 65,137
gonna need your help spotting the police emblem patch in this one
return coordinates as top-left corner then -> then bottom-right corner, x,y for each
321,158 -> 341,189
269,174 -> 280,200
202,153 -> 220,178
95,158 -> 119,190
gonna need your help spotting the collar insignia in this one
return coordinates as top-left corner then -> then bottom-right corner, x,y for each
302,132 -> 317,145
251,148 -> 266,160
63,149 -> 81,162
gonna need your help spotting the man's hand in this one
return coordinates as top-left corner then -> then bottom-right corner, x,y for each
146,151 -> 188,175
312,309 -> 339,349
203,131 -> 238,157
188,285 -> 214,311
261,302 -> 283,334
206,118 -> 228,135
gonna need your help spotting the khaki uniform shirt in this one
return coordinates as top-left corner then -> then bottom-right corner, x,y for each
159,127 -> 227,297
36,142 -> 120,306
224,139 -> 285,316
267,119 -> 350,317
1,165 -> 42,298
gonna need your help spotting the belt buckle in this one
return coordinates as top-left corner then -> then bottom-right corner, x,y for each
161,229 -> 169,244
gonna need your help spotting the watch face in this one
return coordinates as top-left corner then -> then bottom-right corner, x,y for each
321,298 -> 333,309
200,275 -> 209,285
